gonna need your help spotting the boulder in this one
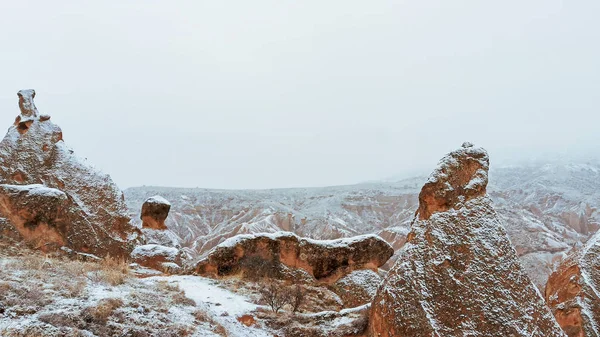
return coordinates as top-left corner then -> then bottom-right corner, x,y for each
545,233 -> 600,337
0,90 -> 141,257
131,244 -> 183,273
193,232 -> 393,284
368,143 -> 565,337
141,195 -> 171,230
331,269 -> 382,308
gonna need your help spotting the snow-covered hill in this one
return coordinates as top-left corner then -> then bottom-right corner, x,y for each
124,161 -> 600,288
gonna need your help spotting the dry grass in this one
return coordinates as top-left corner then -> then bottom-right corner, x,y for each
84,255 -> 129,286
194,309 -> 228,336
0,246 -> 219,337
81,298 -> 124,324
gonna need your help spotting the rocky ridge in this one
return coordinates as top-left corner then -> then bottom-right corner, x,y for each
193,232 -> 393,285
125,160 -> 600,288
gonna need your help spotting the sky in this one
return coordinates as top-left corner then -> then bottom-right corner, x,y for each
0,1 -> 598,189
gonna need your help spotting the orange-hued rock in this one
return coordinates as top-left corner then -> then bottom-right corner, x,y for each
237,314 -> 257,327
0,90 -> 141,257
368,143 -> 565,337
545,233 -> 600,337
141,195 -> 171,230
193,232 -> 393,284
417,141 -> 488,220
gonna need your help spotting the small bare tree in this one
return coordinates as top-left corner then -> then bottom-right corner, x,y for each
260,282 -> 288,313
288,284 -> 305,313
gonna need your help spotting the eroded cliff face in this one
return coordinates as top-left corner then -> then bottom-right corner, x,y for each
545,232 -> 600,337
193,232 -> 393,284
0,90 -> 141,257
368,143 -> 565,337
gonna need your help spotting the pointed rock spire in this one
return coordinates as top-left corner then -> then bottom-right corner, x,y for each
368,144 -> 565,337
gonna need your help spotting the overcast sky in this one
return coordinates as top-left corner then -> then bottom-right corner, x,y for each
0,1 -> 598,189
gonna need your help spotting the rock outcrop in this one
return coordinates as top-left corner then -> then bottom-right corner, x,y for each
141,195 -> 171,230
545,232 -> 600,337
331,269 -> 382,308
368,143 -> 565,337
0,90 -> 141,257
193,232 -> 393,284
131,244 -> 183,273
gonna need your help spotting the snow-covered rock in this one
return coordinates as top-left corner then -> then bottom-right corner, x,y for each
331,269 -> 382,308
131,244 -> 183,273
545,230 -> 600,337
0,90 -> 141,257
368,144 -> 565,337
193,232 -> 393,284
141,195 -> 171,230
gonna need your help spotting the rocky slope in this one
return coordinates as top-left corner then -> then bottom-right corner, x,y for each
368,143 -> 565,337
125,160 -> 600,288
0,90 -> 141,257
545,231 -> 600,337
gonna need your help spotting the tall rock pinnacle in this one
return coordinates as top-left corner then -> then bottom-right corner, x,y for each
0,90 -> 141,257
368,143 -> 565,337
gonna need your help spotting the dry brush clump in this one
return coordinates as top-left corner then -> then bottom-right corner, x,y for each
260,281 -> 306,313
83,255 -> 130,286
194,309 -> 228,336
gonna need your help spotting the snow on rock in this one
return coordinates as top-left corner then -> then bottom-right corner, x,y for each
0,90 -> 141,257
418,142 -> 489,220
131,244 -> 183,273
141,195 -> 171,230
368,144 -> 566,337
545,231 -> 600,337
331,269 -> 382,308
125,159 -> 600,292
193,231 -> 393,284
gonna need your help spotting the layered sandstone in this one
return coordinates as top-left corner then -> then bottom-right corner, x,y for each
0,90 -> 141,257
545,232 -> 600,337
193,232 -> 393,284
368,143 -> 565,337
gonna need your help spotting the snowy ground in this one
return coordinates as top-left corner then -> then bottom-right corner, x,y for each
143,275 -> 272,337
0,251 -> 271,337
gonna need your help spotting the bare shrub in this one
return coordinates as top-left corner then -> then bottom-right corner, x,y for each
63,279 -> 87,298
260,282 -> 289,313
100,255 -> 129,286
0,325 -> 48,337
288,284 -> 305,313
39,311 -> 79,328
156,280 -> 181,292
84,255 -> 129,286
172,291 -> 196,306
20,254 -> 48,270
82,298 -> 123,324
194,309 -> 228,336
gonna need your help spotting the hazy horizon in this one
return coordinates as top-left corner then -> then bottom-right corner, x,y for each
1,1 -> 598,189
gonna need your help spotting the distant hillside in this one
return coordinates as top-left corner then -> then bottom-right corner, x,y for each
125,162 -> 600,288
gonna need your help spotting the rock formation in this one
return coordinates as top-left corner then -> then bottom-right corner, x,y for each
368,143 -> 565,337
545,232 -> 600,337
131,244 -> 183,273
331,269 -> 382,308
193,232 -> 393,284
0,90 -> 141,257
141,195 -> 171,230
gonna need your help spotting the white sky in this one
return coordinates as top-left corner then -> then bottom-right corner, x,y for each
0,1 -> 598,189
